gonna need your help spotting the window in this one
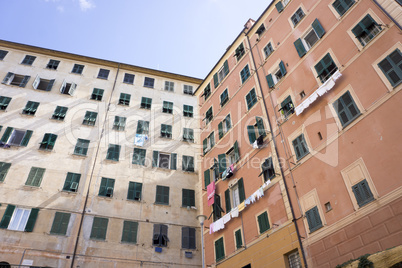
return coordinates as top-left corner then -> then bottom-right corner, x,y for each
144,77 -> 155,88
140,97 -> 152,109
266,61 -> 287,88
32,75 -> 55,91
294,19 -> 326,57
235,229 -> 243,249
275,0 -> 290,13
378,48 -> 402,87
184,85 -> 193,95
122,221 -> 138,243
204,169 -> 211,189
218,114 -> 232,139
183,104 -> 193,117
25,167 -> 45,187
2,72 -> 30,87
0,127 -> 33,147
215,237 -> 225,262
123,73 -> 135,84
213,60 -> 229,88
153,224 -> 169,246
22,101 -> 39,116
256,24 -> 266,37
220,89 -> 229,107
205,107 -> 213,124
106,144 -> 121,161
98,177 -> 115,197
90,217 -> 108,240
153,151 -> 177,170
333,91 -> 361,127
333,0 -> 355,16
136,120 -> 150,135
247,117 -> 266,144
291,8 -> 305,27
260,157 -> 275,182
46,59 -> 60,70
73,138 -> 90,156
127,181 -> 142,201
119,93 -> 131,106
203,132 -> 215,155
39,133 -> 57,151
0,162 -> 11,182
50,212 -> 71,235
162,101 -> 173,114
280,96 -> 295,119
90,88 -> 104,101
59,80 -> 77,95
183,128 -> 194,142
71,64 -> 84,74
305,206 -> 323,232
0,50 -> 8,60
113,116 -> 126,131
155,185 -> 170,205
182,227 -> 196,249
83,111 -> 97,126
235,43 -> 245,61
203,83 -> 211,100
165,81 -> 174,91
314,53 -> 338,83
352,179 -> 374,207
63,172 -> 81,192
21,55 -> 36,65
287,251 -> 302,268
213,195 -> 224,221
246,88 -> 258,110
52,106 -> 68,121
182,156 -> 195,172
97,68 -> 110,79
225,178 -> 245,211
352,14 -> 382,46
263,42 -> 274,58
0,205 -> 39,232
132,148 -> 146,166
182,189 -> 195,207
161,124 -> 172,138
240,64 -> 251,84
257,211 -> 270,234
292,134 -> 309,160
0,96 -> 11,110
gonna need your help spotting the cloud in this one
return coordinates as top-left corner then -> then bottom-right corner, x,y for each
57,5 -> 65,12
79,0 -> 96,11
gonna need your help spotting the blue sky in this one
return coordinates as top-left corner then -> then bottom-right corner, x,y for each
1,0 -> 271,79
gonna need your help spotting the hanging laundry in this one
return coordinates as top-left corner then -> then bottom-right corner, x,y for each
231,207 -> 239,218
223,213 -> 231,224
252,140 -> 259,149
209,223 -> 214,234
207,182 -> 216,206
213,218 -> 224,232
245,197 -> 252,206
134,134 -> 148,147
238,201 -> 245,212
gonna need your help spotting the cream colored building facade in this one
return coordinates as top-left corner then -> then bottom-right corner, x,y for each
0,40 -> 202,267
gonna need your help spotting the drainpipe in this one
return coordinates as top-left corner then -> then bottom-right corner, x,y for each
245,35 -> 308,268
371,0 -> 402,30
70,63 -> 121,268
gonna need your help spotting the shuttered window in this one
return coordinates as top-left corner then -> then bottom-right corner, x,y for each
182,227 -> 196,249
161,124 -> 172,138
183,105 -> 194,117
127,182 -> 143,201
205,107 -> 213,124
225,189 -> 231,212
97,68 -> 110,79
235,43 -> 245,61
204,169 -> 210,189
144,77 -> 155,88
292,134 -> 309,160
153,224 -> 169,246
46,59 -> 60,70
165,81 -> 174,91
0,96 -> 11,110
240,65 -> 251,84
263,42 -> 274,58
90,217 -> 108,240
352,179 -> 374,207
136,120 -> 149,135
0,50 -> 8,60
52,106 -> 68,120
121,221 -> 138,243
351,14 -> 381,46
260,158 -> 275,182
22,55 -> 36,65
25,167 -> 45,187
39,133 -> 57,151
0,206 -> 39,232
90,88 -> 104,101
123,73 -> 135,84
215,237 -> 225,262
235,229 -> 243,249
220,89 -> 229,106
140,97 -> 152,109
305,206 -> 323,232
378,49 -> 402,87
183,128 -> 194,142
162,101 -> 174,114
106,144 -> 121,161
333,0 -> 355,16
213,60 -> 229,88
1,127 -> 33,147
203,84 -> 211,100
119,93 -> 131,106
74,138 -> 90,156
182,155 -> 194,172
22,101 -> 39,115
155,185 -> 170,205
98,177 -> 115,197
291,8 -> 305,26
333,91 -> 361,127
72,64 -> 84,74
246,88 -> 257,110
257,211 -> 270,234
50,212 -> 71,235
63,172 -> 81,192
183,85 -> 193,95
0,162 -> 11,182
82,111 -> 97,126
314,53 -> 338,83
2,72 -> 30,87
113,116 -> 126,131
182,189 -> 195,207
132,148 -> 146,166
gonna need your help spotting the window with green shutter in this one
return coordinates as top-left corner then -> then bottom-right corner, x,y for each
291,8 -> 305,27
204,169 -> 211,189
0,50 -> 8,60
90,88 -> 104,101
352,14 -> 381,46
0,96 -> 11,110
72,64 -> 84,74
74,138 -> 90,156
182,227 -> 196,249
245,88 -> 257,110
119,93 -> 131,106
225,189 -> 231,212
165,81 -> 174,91
46,59 -> 60,70
247,125 -> 257,144
220,89 -> 229,106
203,83 -> 211,100
121,220 -> 138,243
99,177 -> 115,197
378,49 -> 402,87
39,133 -> 57,151
213,195 -> 224,221
155,185 -> 170,205
183,85 -> 193,95
280,96 -> 295,119
294,19 -> 325,57
182,189 -> 195,207
22,101 -> 39,115
182,155 -> 194,172
203,132 -> 215,155
260,158 -> 275,182
0,162 -> 11,182
52,106 -> 68,121
257,211 -> 270,234
235,229 -> 243,249
263,42 -> 274,58
136,120 -> 150,135
162,101 -> 173,114
352,179 -> 374,207
106,144 -> 121,161
235,43 -> 245,61
1,127 -> 33,147
240,64 -> 251,84
305,206 -> 323,232
22,55 -> 36,65
153,224 -> 169,246
50,212 -> 71,235
219,114 -> 232,139
215,237 -> 225,262
90,217 -> 108,240
132,148 -> 146,166
2,72 -> 31,88
123,73 -> 135,84
63,172 -> 81,192
314,53 -> 338,83
218,154 -> 227,174
140,97 -> 152,109
183,104 -> 193,117
333,0 -> 355,16
144,77 -> 155,88
214,60 -> 230,88
333,91 -> 361,127
161,124 -> 172,138
113,116 -> 126,131
1,206 -> 39,232
292,134 -> 309,160
183,128 -> 194,142
153,151 -> 176,170
127,181 -> 142,201
97,68 -> 110,79
82,111 -> 97,126
256,24 -> 266,36
25,167 -> 45,187
205,107 -> 213,124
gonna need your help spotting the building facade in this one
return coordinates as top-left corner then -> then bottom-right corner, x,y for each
195,0 -> 402,267
0,40 -> 203,267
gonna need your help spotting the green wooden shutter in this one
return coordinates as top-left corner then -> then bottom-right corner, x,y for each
257,211 -> 270,233
152,151 -> 159,167
312,19 -> 325,38
223,60 -> 229,76
50,212 -> 71,235
20,130 -> 33,146
204,169 -> 210,189
306,206 -> 322,232
2,72 -> 14,84
203,138 -> 207,155
352,179 -> 374,207
25,208 -> 39,232
238,178 -> 245,203
91,217 -> 108,240
46,79 -> 55,91
256,117 -> 266,137
0,204 -> 15,229
247,125 -> 256,144
275,2 -> 284,12
215,237 -> 225,261
377,49 -> 402,87
266,74 -> 274,88
1,127 -> 13,143
279,61 -> 287,76
218,122 -> 223,139
225,189 -> 231,213
294,38 -> 307,58
170,153 -> 177,170
20,76 -> 30,87
210,132 -> 215,147
235,229 -> 242,249
225,114 -> 231,130
0,162 -> 11,182
213,73 -> 219,88
233,141 -> 240,162
218,154 -> 227,173
122,220 -> 138,243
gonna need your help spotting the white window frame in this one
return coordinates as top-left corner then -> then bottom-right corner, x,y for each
158,152 -> 171,169
59,79 -> 77,96
8,208 -> 31,231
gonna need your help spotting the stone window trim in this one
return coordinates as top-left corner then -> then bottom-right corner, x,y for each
299,188 -> 326,235
287,125 -> 312,163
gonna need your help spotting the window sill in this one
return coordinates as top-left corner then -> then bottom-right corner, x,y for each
159,136 -> 172,140
140,107 -> 151,110
61,190 -> 78,195
82,123 -> 96,127
96,77 -> 108,80
126,198 -> 142,203
21,113 -> 36,117
89,98 -> 102,102
154,203 -> 170,207
90,238 -> 107,242
23,185 -> 41,190
38,148 -> 53,153
120,241 -> 138,245
118,103 -> 130,107
123,82 -> 134,85
97,195 -> 113,200
50,117 -> 65,122
48,232 -> 67,237
72,153 -> 88,158
143,85 -> 154,89
105,158 -> 119,163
